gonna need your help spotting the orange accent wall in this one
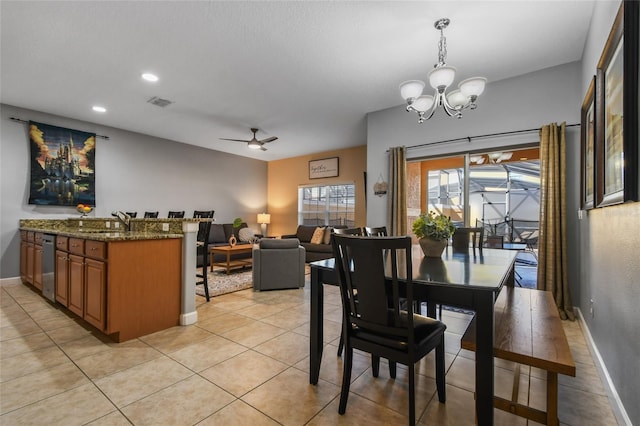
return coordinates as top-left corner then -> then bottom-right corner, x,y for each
267,146 -> 367,236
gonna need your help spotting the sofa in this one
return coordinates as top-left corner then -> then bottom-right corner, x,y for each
197,222 -> 255,266
282,225 -> 346,262
252,238 -> 305,290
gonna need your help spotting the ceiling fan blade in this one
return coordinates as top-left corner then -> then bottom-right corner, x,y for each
219,138 -> 250,143
259,136 -> 278,143
260,146 -> 267,151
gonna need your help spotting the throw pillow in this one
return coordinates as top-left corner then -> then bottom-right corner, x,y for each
238,227 -> 255,242
323,227 -> 334,245
310,227 -> 325,244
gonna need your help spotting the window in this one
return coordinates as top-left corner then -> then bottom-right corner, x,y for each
298,184 -> 355,227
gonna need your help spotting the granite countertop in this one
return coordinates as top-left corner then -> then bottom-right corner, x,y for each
19,218 -> 193,241
19,226 -> 183,241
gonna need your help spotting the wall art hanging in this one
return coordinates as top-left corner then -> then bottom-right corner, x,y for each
28,121 -> 96,206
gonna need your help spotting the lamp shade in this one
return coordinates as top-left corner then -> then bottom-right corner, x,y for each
411,95 -> 434,113
257,213 -> 271,224
248,141 -> 261,149
458,77 -> 487,97
428,66 -> 456,90
446,90 -> 467,108
399,80 -> 425,100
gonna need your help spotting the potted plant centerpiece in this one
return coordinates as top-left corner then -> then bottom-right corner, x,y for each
412,211 -> 455,257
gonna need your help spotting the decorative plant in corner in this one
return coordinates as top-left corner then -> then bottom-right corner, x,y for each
412,211 -> 455,257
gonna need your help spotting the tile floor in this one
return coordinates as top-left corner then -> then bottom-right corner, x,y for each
0,276 -> 619,425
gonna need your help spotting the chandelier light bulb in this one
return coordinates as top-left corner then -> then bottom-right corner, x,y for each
412,95 -> 435,113
446,90 -> 467,108
459,77 -> 487,97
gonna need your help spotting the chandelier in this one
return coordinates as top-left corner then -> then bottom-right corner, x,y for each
399,18 -> 487,123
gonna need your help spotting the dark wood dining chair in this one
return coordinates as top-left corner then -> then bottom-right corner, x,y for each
193,210 -> 214,219
332,234 -> 446,425
143,211 -> 159,218
451,227 -> 484,252
196,220 -> 212,301
125,211 -> 137,218
365,226 -> 388,236
168,211 -> 185,218
333,227 -> 363,236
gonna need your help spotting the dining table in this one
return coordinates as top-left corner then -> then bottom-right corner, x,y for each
309,245 -> 518,426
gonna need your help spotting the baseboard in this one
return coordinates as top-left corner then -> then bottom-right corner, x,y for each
0,276 -> 22,287
575,307 -> 632,426
180,311 -> 198,326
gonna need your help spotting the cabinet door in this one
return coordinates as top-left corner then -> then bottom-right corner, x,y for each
68,254 -> 84,317
84,258 -> 106,331
25,242 -> 35,284
33,244 -> 43,291
20,240 -> 28,281
55,250 -> 69,306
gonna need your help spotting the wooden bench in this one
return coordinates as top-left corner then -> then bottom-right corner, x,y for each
461,286 -> 576,426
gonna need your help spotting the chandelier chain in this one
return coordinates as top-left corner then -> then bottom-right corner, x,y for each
437,27 -> 447,67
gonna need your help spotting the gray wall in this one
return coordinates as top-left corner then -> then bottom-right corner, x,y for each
578,1 -> 640,424
1,104 -> 267,279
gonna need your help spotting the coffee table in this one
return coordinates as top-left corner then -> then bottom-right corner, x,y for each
209,245 -> 253,274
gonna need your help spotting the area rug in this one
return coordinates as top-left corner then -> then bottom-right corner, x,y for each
195,265 -> 311,298
195,267 -> 253,298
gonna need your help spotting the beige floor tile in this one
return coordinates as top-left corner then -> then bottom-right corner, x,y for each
221,320 -> 286,348
236,301 -> 290,320
138,323 -> 213,353
419,383 -> 477,426
0,331 -> 54,359
260,307 -> 311,330
444,331 -> 462,355
253,330 -> 309,365
308,392 -> 408,425
196,311 -> 255,334
294,346 -> 372,387
45,322 -> 93,344
85,410 -> 132,425
0,304 -> 31,327
0,317 -> 41,341
242,367 -> 340,425
168,334 -> 247,372
348,364 -> 437,418
208,293 -> 257,311
558,360 -> 607,396
556,381 -> 617,426
194,303 -> 230,321
198,399 -> 280,425
415,351 -> 457,379
74,339 -> 163,380
36,314 -> 79,332
94,356 -> 193,407
0,344 -> 69,382
121,375 -> 235,425
0,361 -> 88,414
201,349 -> 288,397
0,383 -> 115,425
59,333 -> 119,361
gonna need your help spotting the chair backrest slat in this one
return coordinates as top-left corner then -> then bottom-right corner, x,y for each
332,235 -> 413,340
193,210 -> 214,219
365,226 -> 388,237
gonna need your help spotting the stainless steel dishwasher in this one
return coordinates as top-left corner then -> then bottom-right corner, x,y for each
41,234 -> 56,302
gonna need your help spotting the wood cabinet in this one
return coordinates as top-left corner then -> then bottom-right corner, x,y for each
33,242 -> 43,291
20,231 -> 42,288
22,229 -> 181,342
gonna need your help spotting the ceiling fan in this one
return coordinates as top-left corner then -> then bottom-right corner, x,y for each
219,128 -> 278,151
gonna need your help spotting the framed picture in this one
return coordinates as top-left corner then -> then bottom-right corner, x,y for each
309,157 -> 339,179
581,77 -> 596,210
595,1 -> 638,207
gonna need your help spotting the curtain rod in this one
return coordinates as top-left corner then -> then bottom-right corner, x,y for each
404,123 -> 580,151
9,117 -> 110,140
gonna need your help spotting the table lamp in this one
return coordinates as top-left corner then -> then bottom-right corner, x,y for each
257,213 -> 271,236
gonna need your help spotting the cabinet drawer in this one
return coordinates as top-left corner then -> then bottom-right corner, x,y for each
35,232 -> 43,245
85,240 -> 107,260
56,236 -> 69,251
68,238 -> 85,255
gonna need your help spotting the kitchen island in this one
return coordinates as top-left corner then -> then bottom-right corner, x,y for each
19,218 -> 197,342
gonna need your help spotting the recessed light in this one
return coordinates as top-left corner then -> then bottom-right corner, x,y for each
141,73 -> 159,82
92,106 -> 106,113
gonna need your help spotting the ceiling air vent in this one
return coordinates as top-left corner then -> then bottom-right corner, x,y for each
147,96 -> 173,107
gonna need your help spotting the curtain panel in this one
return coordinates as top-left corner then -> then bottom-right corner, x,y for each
387,146 -> 407,236
538,122 -> 574,320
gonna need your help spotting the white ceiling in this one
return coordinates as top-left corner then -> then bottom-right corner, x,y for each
1,1 -> 595,161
